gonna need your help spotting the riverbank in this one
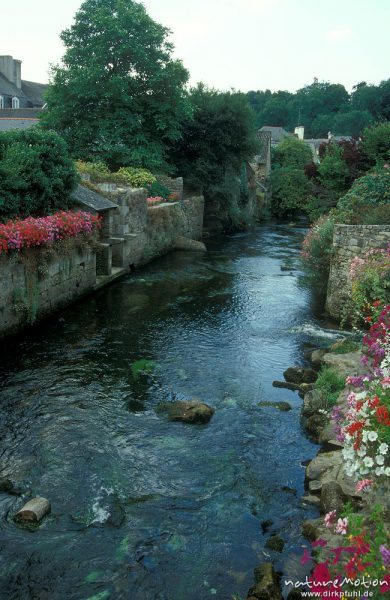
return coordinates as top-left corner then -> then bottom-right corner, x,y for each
251,327 -> 390,599
0,188 -> 204,339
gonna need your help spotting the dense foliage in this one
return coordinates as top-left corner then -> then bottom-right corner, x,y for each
269,167 -> 314,218
272,136 -> 313,169
168,85 -> 259,230
42,0 -> 191,171
0,129 -> 77,221
0,211 -> 101,254
247,78 -> 390,138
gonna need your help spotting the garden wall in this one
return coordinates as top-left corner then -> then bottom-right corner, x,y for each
0,243 -> 96,338
0,190 -> 204,339
326,224 -> 390,320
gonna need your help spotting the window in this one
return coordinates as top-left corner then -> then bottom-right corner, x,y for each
0,96 -> 3,109
12,97 -> 20,109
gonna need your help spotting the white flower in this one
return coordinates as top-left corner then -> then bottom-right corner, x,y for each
363,457 -> 374,468
385,467 -> 390,476
359,466 -> 369,475
362,430 -> 369,443
357,446 -> 367,457
367,431 -> 378,442
378,443 -> 388,455
376,455 -> 385,465
375,467 -> 385,476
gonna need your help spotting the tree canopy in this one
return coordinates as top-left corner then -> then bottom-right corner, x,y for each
168,84 -> 258,193
247,77 -> 390,138
42,0 -> 191,170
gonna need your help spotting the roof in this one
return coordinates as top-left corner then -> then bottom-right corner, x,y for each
0,108 -> 42,118
259,126 -> 292,143
255,130 -> 271,163
72,184 -> 118,212
21,80 -> 48,107
0,118 -> 39,132
0,72 -> 27,98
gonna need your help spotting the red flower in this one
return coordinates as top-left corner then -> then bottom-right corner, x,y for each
376,405 -> 390,426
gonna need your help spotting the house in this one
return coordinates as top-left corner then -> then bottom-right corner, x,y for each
251,130 -> 271,181
0,55 -> 47,131
300,129 -> 353,163
258,125 -> 292,147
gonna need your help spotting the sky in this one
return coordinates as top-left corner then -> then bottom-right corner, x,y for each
0,0 -> 389,93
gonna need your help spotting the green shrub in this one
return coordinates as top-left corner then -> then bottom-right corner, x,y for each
362,121 -> 390,163
302,214 -> 335,281
315,366 -> 345,407
331,339 -> 360,354
147,181 -> 171,200
76,160 -> 111,180
269,166 -> 315,218
116,167 -> 156,188
0,129 -> 77,221
337,167 -> 390,215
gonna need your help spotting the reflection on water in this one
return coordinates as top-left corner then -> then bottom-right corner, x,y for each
0,225 -> 342,600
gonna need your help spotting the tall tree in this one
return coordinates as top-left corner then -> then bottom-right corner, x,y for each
42,0 -> 191,170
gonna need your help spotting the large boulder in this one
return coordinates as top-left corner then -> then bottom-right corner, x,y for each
283,367 -> 318,385
320,481 -> 347,514
322,352 -> 364,378
305,450 -> 359,498
301,390 -> 326,417
247,563 -> 282,600
162,400 -> 214,424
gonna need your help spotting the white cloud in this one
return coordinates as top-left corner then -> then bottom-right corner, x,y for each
326,27 -> 353,41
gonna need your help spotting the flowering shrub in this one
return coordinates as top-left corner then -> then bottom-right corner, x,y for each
335,306 -> 390,480
303,506 -> 390,599
0,211 -> 101,255
347,246 -> 390,325
300,308 -> 390,599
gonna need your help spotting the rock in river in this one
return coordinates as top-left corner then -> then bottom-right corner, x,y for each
14,497 -> 51,524
258,401 -> 292,412
283,367 -> 318,385
161,400 -> 215,424
247,563 -> 282,600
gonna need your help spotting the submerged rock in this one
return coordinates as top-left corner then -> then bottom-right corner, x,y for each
14,497 -> 51,524
161,400 -> 215,424
265,534 -> 285,552
247,563 -> 282,600
302,519 -> 322,542
283,367 -> 318,385
273,381 -> 302,392
261,519 -> 274,534
258,401 -> 292,412
174,236 -> 207,252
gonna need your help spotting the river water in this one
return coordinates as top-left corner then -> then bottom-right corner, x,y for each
0,225 -> 344,600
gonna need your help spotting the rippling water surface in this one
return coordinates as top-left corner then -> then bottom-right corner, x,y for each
0,225 -> 343,600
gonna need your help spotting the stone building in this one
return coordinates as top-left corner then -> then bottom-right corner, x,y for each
0,55 -> 47,131
251,130 -> 271,181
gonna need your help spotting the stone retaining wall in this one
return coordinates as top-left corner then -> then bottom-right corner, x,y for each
0,243 -> 96,338
326,224 -> 390,320
0,191 -> 204,339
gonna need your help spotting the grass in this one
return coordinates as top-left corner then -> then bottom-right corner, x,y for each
314,366 -> 345,407
331,339 -> 360,354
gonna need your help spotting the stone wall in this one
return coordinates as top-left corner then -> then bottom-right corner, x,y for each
0,190 -> 204,339
0,243 -> 96,338
326,224 -> 390,320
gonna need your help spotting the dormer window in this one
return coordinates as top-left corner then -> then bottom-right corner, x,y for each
0,96 -> 4,109
12,96 -> 20,109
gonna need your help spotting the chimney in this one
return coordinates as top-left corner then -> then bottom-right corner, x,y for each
294,125 -> 305,140
0,56 -> 22,89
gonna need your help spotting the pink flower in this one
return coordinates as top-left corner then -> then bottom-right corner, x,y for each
324,510 -> 337,528
355,479 -> 374,493
335,517 -> 348,535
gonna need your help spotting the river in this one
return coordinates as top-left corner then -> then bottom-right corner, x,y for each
0,224 -> 343,600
